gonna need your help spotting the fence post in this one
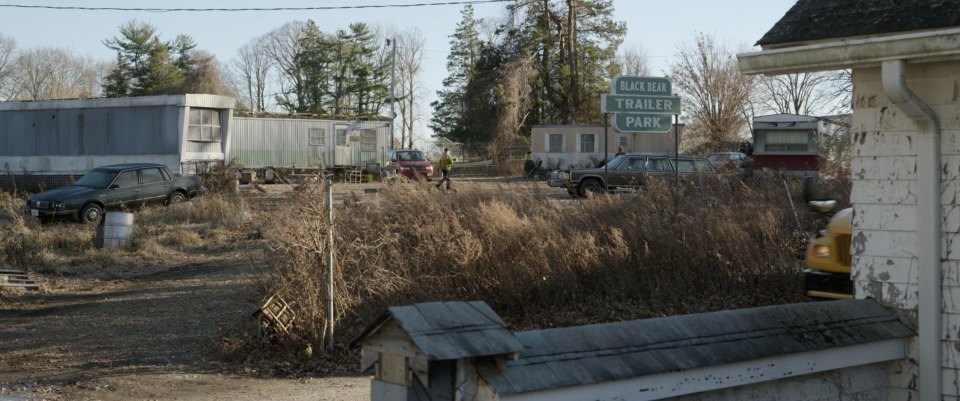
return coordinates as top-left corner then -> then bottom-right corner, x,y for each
783,178 -> 801,230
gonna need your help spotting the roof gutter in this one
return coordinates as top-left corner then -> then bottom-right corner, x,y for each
738,27 -> 960,75
881,59 -> 941,401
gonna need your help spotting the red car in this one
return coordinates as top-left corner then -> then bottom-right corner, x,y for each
387,149 -> 434,181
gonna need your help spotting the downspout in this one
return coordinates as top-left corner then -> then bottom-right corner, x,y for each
881,59 -> 942,401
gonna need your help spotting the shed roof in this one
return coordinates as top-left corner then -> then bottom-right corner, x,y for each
352,301 -> 523,361
757,0 -> 960,47
479,299 -> 913,397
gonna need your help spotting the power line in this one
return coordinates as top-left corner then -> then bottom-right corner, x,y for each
0,0 -> 509,12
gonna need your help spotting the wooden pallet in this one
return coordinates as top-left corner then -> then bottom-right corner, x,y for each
0,268 -> 39,290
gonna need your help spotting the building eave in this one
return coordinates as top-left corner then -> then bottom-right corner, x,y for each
738,27 -> 960,75
0,94 -> 236,111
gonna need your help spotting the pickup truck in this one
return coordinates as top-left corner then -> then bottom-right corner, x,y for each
26,163 -> 203,223
566,153 -> 715,197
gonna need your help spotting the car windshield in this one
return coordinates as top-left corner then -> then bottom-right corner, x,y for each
397,151 -> 426,161
74,169 -> 117,188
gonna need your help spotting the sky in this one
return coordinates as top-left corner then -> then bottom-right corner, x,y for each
0,0 -> 797,145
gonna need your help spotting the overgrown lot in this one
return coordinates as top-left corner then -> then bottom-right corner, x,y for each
0,174 -> 849,374
243,175 -> 845,371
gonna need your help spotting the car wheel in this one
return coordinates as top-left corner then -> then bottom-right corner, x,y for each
580,179 -> 605,197
80,203 -> 103,224
167,191 -> 187,205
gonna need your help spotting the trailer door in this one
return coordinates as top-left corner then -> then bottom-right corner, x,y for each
333,124 -> 350,168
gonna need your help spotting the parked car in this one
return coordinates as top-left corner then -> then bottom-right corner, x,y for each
26,163 -> 203,223
566,153 -> 716,197
707,152 -> 753,177
387,149 -> 434,181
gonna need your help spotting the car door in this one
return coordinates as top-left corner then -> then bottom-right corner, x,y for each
645,156 -> 673,181
612,156 -> 646,188
105,169 -> 142,209
139,167 -> 171,205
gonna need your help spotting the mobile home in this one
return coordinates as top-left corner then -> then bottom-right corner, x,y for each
229,114 -> 391,176
0,94 -> 235,189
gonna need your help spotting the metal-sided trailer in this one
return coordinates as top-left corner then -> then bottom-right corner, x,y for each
229,114 -> 391,182
0,94 -> 235,191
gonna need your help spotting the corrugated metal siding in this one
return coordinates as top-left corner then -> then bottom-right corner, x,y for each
0,105 -> 180,156
231,117 -> 390,169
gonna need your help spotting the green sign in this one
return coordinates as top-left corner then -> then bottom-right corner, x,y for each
613,113 -> 673,133
601,94 -> 681,114
611,76 -> 672,96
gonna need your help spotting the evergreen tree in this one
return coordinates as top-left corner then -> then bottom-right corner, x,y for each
429,5 -> 483,142
101,19 -> 198,97
139,38 -> 183,95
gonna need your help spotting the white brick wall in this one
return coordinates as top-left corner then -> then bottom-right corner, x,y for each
852,60 -> 960,399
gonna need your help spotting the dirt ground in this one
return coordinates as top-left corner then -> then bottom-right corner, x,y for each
0,177 -> 559,401
0,255 -> 371,401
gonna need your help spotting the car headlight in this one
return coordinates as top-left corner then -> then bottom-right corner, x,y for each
812,244 -> 831,258
51,202 -> 64,209
560,171 -> 569,180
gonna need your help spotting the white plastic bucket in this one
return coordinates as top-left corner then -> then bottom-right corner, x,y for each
101,212 -> 134,249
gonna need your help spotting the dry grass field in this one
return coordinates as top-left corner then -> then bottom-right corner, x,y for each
0,173 -> 846,399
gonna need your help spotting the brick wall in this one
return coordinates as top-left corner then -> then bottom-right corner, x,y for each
850,60 -> 960,400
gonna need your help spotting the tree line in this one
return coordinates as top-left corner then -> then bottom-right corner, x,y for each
431,1 -> 851,157
0,3 -> 851,156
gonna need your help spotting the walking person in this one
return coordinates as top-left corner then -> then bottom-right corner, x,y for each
436,147 -> 453,190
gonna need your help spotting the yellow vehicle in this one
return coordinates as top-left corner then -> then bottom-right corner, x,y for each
803,201 -> 853,299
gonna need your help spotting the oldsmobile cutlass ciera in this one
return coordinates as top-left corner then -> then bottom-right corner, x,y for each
26,163 -> 203,223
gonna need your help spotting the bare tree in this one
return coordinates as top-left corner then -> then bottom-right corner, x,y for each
395,28 -> 426,149
231,35 -> 273,112
755,72 -> 837,116
669,33 -> 754,147
9,47 -> 100,100
265,21 -> 308,112
0,33 -> 16,100
617,44 -> 650,76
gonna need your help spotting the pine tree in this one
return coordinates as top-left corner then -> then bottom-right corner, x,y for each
429,5 -> 483,142
101,20 -> 197,97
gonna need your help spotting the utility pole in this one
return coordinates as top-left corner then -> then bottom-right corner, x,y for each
389,36 -> 397,150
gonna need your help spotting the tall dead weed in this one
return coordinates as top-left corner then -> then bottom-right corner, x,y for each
256,175 -> 830,368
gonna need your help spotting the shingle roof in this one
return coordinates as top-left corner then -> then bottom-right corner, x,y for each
757,0 -> 960,46
352,301 -> 523,361
479,299 -> 913,396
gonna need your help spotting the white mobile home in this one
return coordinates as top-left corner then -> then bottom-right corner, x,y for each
0,94 -> 234,189
229,114 -> 391,174
531,124 -> 680,169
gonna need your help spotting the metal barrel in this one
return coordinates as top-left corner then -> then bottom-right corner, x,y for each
101,212 -> 135,249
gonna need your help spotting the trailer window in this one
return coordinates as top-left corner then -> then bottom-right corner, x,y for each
579,134 -> 596,153
188,108 -> 222,142
361,129 -> 376,152
547,134 -> 563,153
336,127 -> 348,146
765,130 -> 809,152
309,128 -> 326,146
